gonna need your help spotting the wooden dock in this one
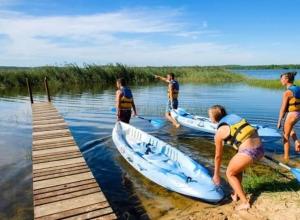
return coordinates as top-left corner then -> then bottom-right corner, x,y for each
32,102 -> 117,220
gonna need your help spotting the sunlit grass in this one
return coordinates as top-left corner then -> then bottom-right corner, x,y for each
0,64 -> 297,90
243,167 -> 300,193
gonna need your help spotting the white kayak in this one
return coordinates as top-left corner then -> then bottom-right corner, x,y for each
112,121 -> 224,202
171,108 -> 281,138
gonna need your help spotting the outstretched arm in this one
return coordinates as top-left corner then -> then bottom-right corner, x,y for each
154,74 -> 169,83
277,91 -> 290,128
213,126 -> 229,185
115,90 -> 122,118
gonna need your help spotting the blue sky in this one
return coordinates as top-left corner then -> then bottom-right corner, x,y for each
0,0 -> 299,66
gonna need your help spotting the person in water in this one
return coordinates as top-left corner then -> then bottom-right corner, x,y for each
154,73 -> 180,128
277,71 -> 300,161
208,105 -> 264,210
115,78 -> 137,123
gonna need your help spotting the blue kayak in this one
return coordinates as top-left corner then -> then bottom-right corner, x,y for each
112,121 -> 224,203
171,108 -> 281,139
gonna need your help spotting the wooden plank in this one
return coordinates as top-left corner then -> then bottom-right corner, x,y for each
91,213 -> 117,220
33,119 -> 65,126
32,107 -> 55,111
33,123 -> 67,129
33,153 -> 82,164
32,146 -> 79,156
34,187 -> 101,206
33,147 -> 79,156
33,155 -> 83,165
34,192 -> 107,218
33,172 -> 94,190
33,151 -> 81,160
33,113 -> 61,117
31,103 -> 116,219
33,163 -> 87,176
33,116 -> 64,122
34,168 -> 90,181
35,182 -> 99,199
33,124 -> 68,132
33,179 -> 97,195
32,108 -> 55,111
35,202 -> 111,220
34,182 -> 100,199
33,162 -> 86,174
33,136 -> 74,145
33,142 -> 76,150
33,133 -> 72,141
32,144 -> 77,152
64,207 -> 114,220
33,129 -> 70,136
33,157 -> 86,170
33,126 -> 69,133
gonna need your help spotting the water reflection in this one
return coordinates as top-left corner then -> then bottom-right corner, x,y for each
0,83 -> 299,219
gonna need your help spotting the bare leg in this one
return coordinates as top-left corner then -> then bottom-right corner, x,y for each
290,129 -> 300,152
231,172 -> 242,202
165,112 -> 180,128
226,154 -> 252,210
283,114 -> 300,160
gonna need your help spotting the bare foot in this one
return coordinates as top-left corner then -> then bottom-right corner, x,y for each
174,123 -> 180,128
295,140 -> 300,152
235,202 -> 250,211
231,193 -> 239,202
283,156 -> 289,163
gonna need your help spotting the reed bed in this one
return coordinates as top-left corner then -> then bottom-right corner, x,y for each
0,64 -> 297,90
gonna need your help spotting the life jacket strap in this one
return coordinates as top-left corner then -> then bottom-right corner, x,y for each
229,122 -> 250,147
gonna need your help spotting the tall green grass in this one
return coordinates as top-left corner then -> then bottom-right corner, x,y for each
246,78 -> 300,90
0,64 -> 245,89
0,63 -> 295,91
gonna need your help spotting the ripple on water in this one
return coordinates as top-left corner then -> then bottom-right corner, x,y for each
1,83 -> 300,219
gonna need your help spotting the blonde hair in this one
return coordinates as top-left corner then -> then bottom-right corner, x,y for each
209,105 -> 227,122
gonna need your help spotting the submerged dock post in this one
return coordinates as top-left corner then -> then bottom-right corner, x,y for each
26,78 -> 34,104
44,77 -> 51,102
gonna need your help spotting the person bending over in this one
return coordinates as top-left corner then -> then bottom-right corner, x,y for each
209,105 -> 264,210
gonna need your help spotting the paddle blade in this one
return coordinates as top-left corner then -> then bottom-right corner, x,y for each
150,119 -> 166,128
291,168 -> 300,183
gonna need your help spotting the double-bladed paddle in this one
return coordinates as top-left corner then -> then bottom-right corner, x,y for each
264,154 -> 300,183
111,107 -> 166,128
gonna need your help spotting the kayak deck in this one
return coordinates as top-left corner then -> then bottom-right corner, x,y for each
112,122 -> 224,202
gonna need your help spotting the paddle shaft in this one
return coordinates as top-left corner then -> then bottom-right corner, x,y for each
264,154 -> 291,171
136,115 -> 151,122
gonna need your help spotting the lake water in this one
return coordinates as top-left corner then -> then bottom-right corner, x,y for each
232,69 -> 300,79
1,75 -> 300,219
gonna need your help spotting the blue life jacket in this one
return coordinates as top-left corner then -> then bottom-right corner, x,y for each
168,80 -> 179,99
120,87 -> 133,109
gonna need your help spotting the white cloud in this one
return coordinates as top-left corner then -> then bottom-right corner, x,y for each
0,7 -> 294,66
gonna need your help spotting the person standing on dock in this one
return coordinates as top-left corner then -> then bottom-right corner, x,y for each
154,73 -> 180,128
277,71 -> 300,161
116,78 -> 137,123
208,105 -> 264,211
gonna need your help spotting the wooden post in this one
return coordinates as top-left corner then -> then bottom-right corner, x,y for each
44,77 -> 51,102
26,78 -> 34,104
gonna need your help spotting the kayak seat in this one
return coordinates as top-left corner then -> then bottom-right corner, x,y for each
133,142 -> 155,154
